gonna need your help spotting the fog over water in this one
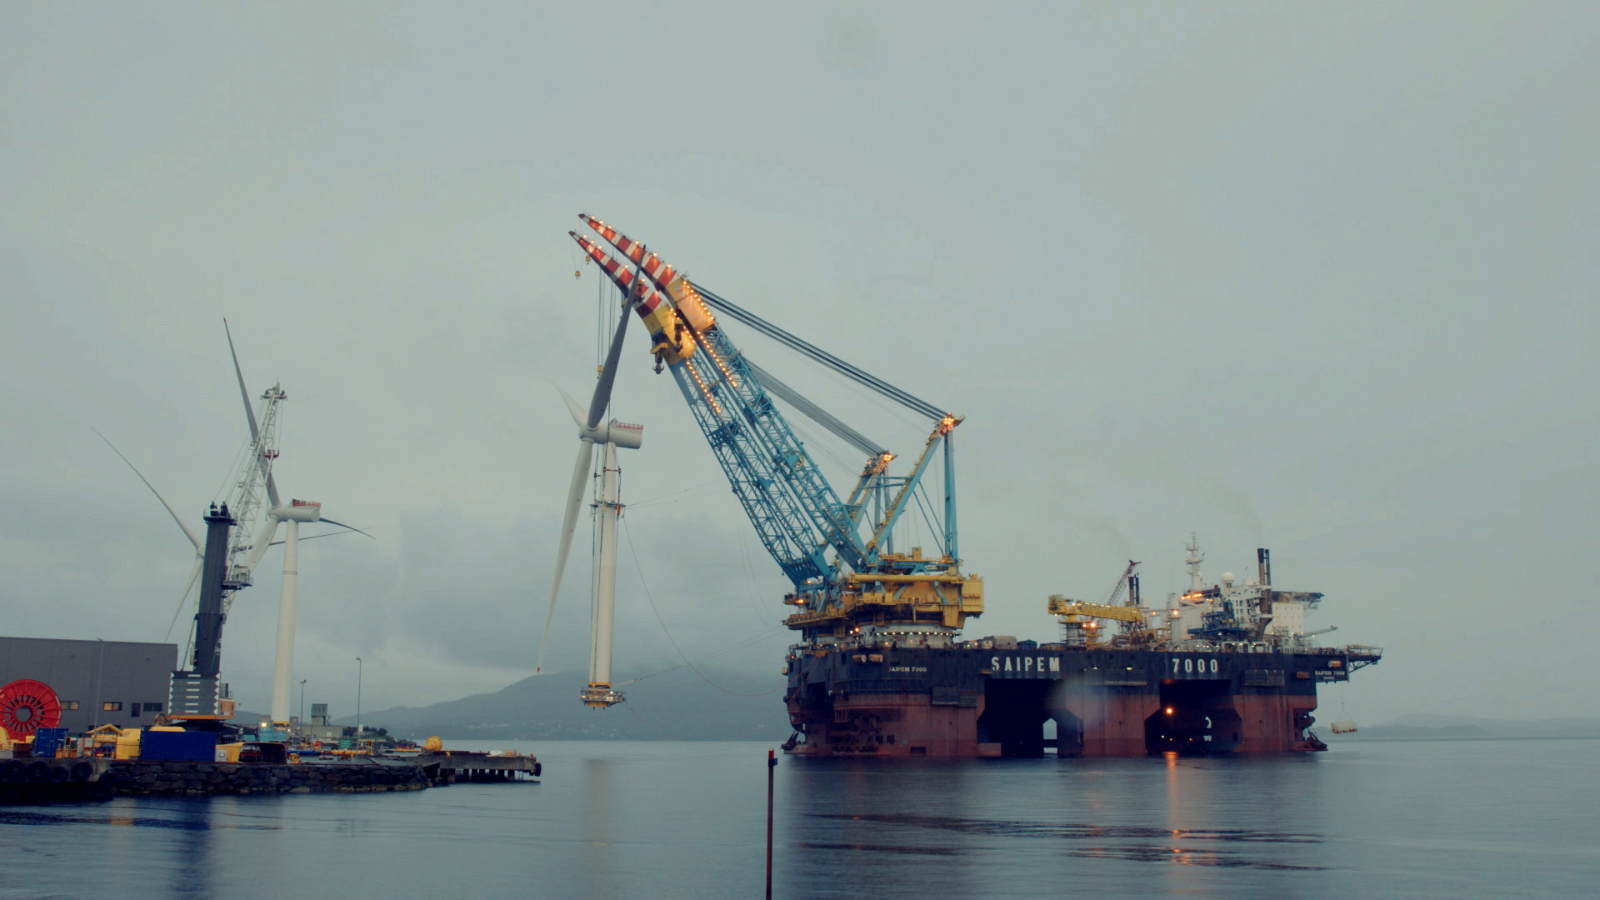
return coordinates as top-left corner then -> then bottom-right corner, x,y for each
2,3 -> 1594,724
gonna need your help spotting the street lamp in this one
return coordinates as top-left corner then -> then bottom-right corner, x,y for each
355,657 -> 362,740
299,679 -> 307,729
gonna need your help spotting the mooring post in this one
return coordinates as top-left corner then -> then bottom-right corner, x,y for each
766,748 -> 776,899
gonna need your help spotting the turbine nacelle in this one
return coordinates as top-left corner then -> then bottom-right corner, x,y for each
271,500 -> 323,523
580,421 -> 643,450
560,388 -> 644,449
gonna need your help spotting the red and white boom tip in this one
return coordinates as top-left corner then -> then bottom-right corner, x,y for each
578,213 -> 677,293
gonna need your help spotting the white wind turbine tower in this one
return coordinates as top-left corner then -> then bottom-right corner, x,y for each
534,296 -> 642,708
222,322 -> 371,725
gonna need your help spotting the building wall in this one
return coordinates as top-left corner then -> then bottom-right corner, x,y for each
0,636 -> 177,733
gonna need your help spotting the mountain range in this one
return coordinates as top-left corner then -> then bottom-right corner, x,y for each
266,677 -> 1600,744
331,665 -> 792,742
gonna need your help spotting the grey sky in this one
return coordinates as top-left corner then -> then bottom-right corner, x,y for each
2,2 -> 1594,724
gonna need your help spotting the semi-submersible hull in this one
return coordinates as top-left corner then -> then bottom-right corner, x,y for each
784,645 -> 1382,758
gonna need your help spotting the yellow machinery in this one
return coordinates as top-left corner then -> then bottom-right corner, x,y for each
1048,560 -> 1154,647
1048,596 -> 1153,646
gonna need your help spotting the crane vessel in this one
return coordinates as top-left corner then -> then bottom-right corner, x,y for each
565,215 -> 1381,757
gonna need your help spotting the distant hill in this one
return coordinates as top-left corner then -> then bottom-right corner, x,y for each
338,666 -> 792,742
1330,715 -> 1600,742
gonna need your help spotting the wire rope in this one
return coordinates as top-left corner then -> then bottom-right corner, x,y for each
620,519 -> 785,697
696,285 -> 944,419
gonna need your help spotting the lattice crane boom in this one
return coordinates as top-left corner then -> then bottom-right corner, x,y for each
568,216 -> 984,639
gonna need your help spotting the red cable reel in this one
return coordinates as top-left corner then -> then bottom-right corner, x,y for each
0,679 -> 63,737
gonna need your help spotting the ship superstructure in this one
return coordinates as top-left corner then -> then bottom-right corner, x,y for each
784,537 -> 1379,757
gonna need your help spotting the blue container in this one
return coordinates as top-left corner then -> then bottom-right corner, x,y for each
140,730 -> 218,762
32,728 -> 69,758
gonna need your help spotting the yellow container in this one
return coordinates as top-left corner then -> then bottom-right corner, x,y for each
114,728 -> 142,760
216,742 -> 243,763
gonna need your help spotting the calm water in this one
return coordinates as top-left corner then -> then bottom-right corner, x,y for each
1,738 -> 1594,898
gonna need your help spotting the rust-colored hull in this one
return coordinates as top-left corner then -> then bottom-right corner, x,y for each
784,646 -> 1374,758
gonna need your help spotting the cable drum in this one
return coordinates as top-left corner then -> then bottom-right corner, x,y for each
0,679 -> 63,737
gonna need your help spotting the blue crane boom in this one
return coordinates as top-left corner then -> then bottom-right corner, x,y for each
671,319 -> 865,585
569,217 -> 984,640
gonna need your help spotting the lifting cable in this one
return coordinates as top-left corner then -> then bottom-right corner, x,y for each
694,284 -> 946,421
624,478 -> 725,512
620,520 -> 784,698
745,360 -> 887,458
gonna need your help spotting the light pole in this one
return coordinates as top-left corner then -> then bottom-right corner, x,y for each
91,639 -> 105,729
355,657 -> 362,740
299,679 -> 307,729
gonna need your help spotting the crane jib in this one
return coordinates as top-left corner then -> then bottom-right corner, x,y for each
573,217 -> 965,628
667,339 -> 860,585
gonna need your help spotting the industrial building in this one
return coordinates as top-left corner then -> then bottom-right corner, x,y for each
0,636 -> 177,733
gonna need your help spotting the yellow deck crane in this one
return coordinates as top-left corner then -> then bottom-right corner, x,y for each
1047,560 -> 1154,647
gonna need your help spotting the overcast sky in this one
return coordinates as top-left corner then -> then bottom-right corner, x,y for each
2,2 -> 1594,725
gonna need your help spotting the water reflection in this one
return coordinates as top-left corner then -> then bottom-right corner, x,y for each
782,759 -> 981,898
779,754 -> 1331,894
8,741 -> 1580,899
578,757 -> 615,900
1069,846 -> 1325,870
165,801 -> 217,900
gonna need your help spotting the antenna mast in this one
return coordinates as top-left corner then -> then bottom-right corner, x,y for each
1185,532 -> 1206,593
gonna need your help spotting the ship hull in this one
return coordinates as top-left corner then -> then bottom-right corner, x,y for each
784,646 -> 1369,758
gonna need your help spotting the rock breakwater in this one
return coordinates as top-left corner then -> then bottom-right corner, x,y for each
104,759 -> 432,796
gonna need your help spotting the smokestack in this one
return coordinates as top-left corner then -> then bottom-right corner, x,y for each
1129,574 -> 1141,606
1257,548 -> 1271,587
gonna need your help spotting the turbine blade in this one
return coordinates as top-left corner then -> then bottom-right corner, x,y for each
164,557 -> 204,642
270,528 -> 372,546
555,386 -> 586,429
535,440 -> 595,673
225,319 -> 281,508
93,427 -> 202,552
242,515 -> 283,573
318,517 -> 376,539
224,318 -> 262,443
585,301 -> 631,430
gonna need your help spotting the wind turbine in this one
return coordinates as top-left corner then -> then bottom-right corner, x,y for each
534,286 -> 643,708
221,322 -> 371,725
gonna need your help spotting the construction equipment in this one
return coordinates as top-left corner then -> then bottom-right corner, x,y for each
563,215 -> 983,651
1047,560 -> 1154,646
98,324 -> 371,725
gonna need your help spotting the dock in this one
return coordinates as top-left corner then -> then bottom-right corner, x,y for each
413,752 -> 541,783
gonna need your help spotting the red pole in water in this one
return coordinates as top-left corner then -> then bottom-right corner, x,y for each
766,748 -> 776,899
